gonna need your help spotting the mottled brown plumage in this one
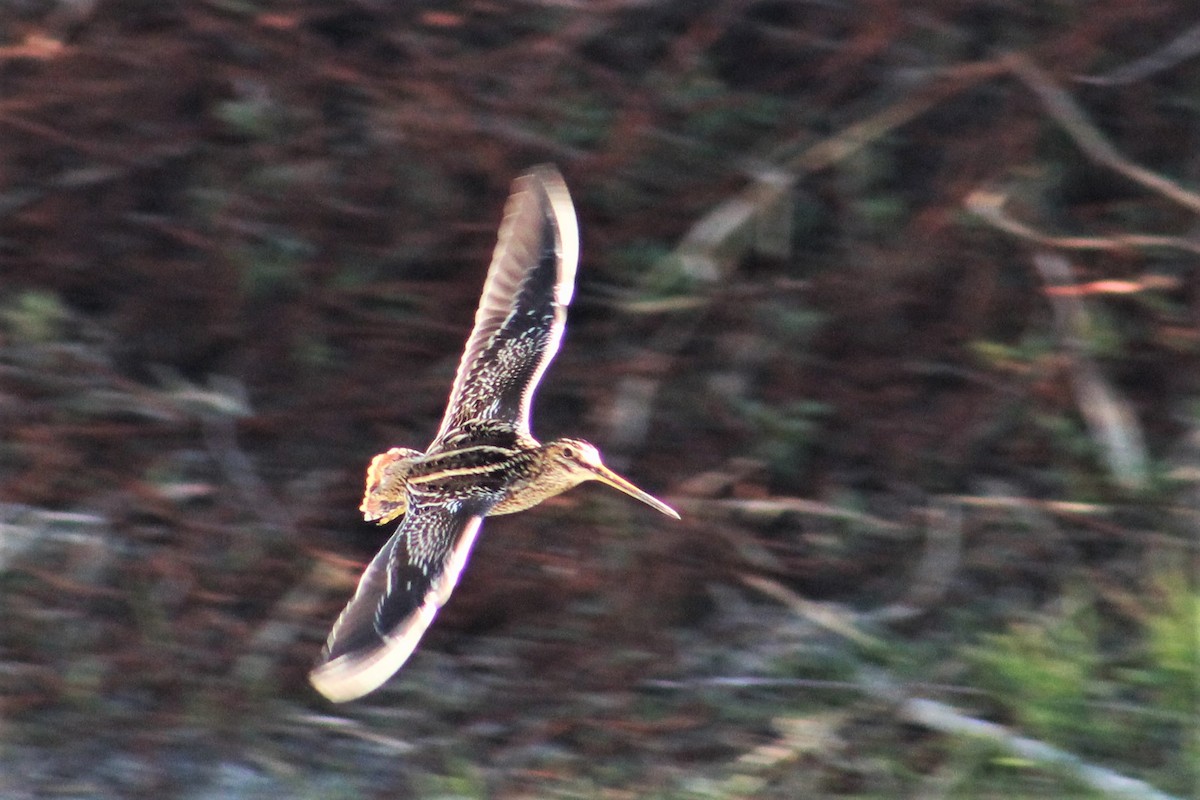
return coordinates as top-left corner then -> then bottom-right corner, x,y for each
310,167 -> 678,703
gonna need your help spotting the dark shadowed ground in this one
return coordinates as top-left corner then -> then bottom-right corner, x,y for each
1,2 -> 1198,798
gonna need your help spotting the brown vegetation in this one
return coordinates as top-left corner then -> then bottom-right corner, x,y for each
1,1 -> 1197,797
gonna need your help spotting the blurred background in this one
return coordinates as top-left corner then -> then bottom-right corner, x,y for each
1,1 -> 1198,797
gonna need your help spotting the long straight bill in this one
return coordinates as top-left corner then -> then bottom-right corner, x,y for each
591,465 -> 680,519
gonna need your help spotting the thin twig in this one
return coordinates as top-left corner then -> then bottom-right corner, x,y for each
966,189 -> 1200,257
639,675 -> 989,698
873,497 -> 962,621
1033,253 -> 1149,491
675,59 -> 1009,280
602,59 -> 1007,459
702,496 -> 906,533
1005,52 -> 1200,216
233,560 -> 350,689
1077,22 -> 1200,86
739,572 -> 883,649
897,697 -> 1184,800
287,711 -> 416,754
201,413 -> 296,538
643,666 -> 1185,799
945,493 -> 1110,515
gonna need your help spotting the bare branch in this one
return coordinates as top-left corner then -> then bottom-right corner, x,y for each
898,697 -> 1184,800
966,189 -> 1200,256
1033,253 -> 1149,491
1005,53 -> 1200,215
1078,22 -> 1200,86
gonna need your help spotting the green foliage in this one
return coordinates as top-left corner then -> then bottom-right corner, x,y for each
1138,569 -> 1200,716
608,241 -> 699,297
213,92 -> 294,141
233,234 -> 314,299
688,92 -> 786,147
553,92 -> 616,150
1,289 -> 68,343
1067,302 -> 1128,360
736,398 -> 830,483
201,0 -> 263,16
971,600 -> 1102,748
416,757 -> 489,800
931,738 -> 1110,800
837,138 -> 912,240
970,330 -> 1147,499
851,194 -> 908,238
1031,412 -> 1111,500
662,64 -> 788,152
968,334 -> 1057,371
767,304 -> 825,345
292,328 -> 335,371
970,575 -> 1200,789
1126,566 -> 1200,789
6,1 -> 1200,796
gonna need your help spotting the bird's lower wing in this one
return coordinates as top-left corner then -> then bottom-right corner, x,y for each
309,500 -> 491,702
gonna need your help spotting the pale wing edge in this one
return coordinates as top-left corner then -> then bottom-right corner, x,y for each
511,167 -> 577,435
309,515 -> 485,703
434,166 -> 578,441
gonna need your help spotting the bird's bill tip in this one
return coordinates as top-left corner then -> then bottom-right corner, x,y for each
591,465 -> 680,519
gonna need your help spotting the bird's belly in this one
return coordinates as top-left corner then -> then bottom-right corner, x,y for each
487,463 -> 579,515
489,482 -> 557,515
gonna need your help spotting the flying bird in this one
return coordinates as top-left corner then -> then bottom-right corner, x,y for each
310,166 -> 679,702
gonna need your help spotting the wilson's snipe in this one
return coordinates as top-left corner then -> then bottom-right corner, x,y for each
310,166 -> 679,702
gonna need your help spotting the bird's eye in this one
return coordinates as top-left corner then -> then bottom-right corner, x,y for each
562,445 -> 576,459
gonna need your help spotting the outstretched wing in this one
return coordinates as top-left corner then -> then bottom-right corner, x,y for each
309,498 -> 494,702
432,165 -> 579,445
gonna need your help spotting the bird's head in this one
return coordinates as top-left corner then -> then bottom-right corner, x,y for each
546,438 -> 680,519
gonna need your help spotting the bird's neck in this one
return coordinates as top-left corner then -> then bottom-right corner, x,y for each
488,442 -> 583,516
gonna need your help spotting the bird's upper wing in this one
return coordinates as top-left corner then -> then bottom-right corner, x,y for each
432,165 -> 578,445
309,497 -> 495,702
